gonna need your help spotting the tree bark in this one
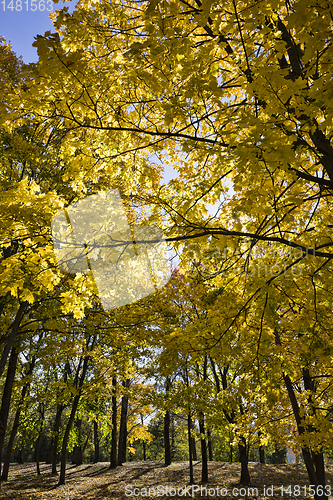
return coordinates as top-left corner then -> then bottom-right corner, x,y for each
199,412 -> 208,483
1,356 -> 35,480
258,432 -> 265,464
0,345 -> 19,476
51,404 -> 64,474
51,363 -> 70,474
274,330 -> 327,500
164,377 -> 171,466
164,409 -> 171,466
238,437 -> 251,485
110,377 -> 117,468
207,428 -> 213,461
93,420 -> 100,463
71,418 -> 83,465
187,413 -> 194,484
191,419 -> 197,461
58,342 -> 93,486
259,445 -> 265,464
118,379 -> 130,466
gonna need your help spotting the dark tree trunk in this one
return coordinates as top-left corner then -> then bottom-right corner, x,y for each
238,437 -> 251,485
51,404 -> 63,474
18,446 -> 24,464
259,446 -> 265,464
229,431 -> 233,462
258,432 -> 265,464
110,377 -> 117,468
35,434 -> 41,476
207,428 -> 213,461
199,412 -> 208,483
59,344 -> 93,486
164,409 -> 171,466
93,420 -> 100,463
187,413 -> 194,484
1,357 -> 35,481
71,419 -> 83,465
118,379 -> 130,466
0,346 -> 19,476
274,330 -> 328,500
191,420 -> 197,461
164,377 -> 171,466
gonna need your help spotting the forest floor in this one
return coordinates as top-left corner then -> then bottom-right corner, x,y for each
0,460 -> 332,500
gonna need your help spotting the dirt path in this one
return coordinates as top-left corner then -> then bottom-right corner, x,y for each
0,461 -> 332,499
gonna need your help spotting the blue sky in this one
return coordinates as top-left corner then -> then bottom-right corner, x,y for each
0,0 -> 74,63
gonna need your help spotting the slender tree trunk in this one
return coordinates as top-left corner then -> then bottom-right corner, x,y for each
59,345 -> 93,486
284,372 -> 327,500
118,379 -> 130,466
51,404 -> 64,474
93,420 -> 100,463
0,346 -> 19,476
274,329 -> 327,500
187,413 -> 194,484
229,430 -> 233,463
199,412 -> 208,483
238,437 -> 251,485
35,434 -> 42,476
207,428 -> 213,461
18,446 -> 24,464
258,432 -> 265,464
35,405 -> 45,476
259,445 -> 265,464
164,410 -> 171,466
164,377 -> 171,466
191,419 -> 197,461
71,419 -> 83,465
110,377 -> 117,468
1,357 -> 35,481
171,413 -> 175,461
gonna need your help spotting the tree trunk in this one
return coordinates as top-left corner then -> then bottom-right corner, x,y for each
0,345 -> 19,476
110,377 -> 117,468
191,420 -> 197,461
59,345 -> 93,486
207,428 -> 213,461
118,379 -> 130,466
164,409 -> 171,466
71,419 -> 83,465
259,445 -> 265,464
164,377 -> 171,466
18,446 -> 24,464
238,437 -> 251,485
274,330 -> 327,500
93,420 -> 100,463
283,372 -> 327,500
187,413 -> 194,484
199,412 -> 208,483
1,356 -> 35,481
51,404 -> 64,474
258,432 -> 265,464
35,434 -> 42,476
